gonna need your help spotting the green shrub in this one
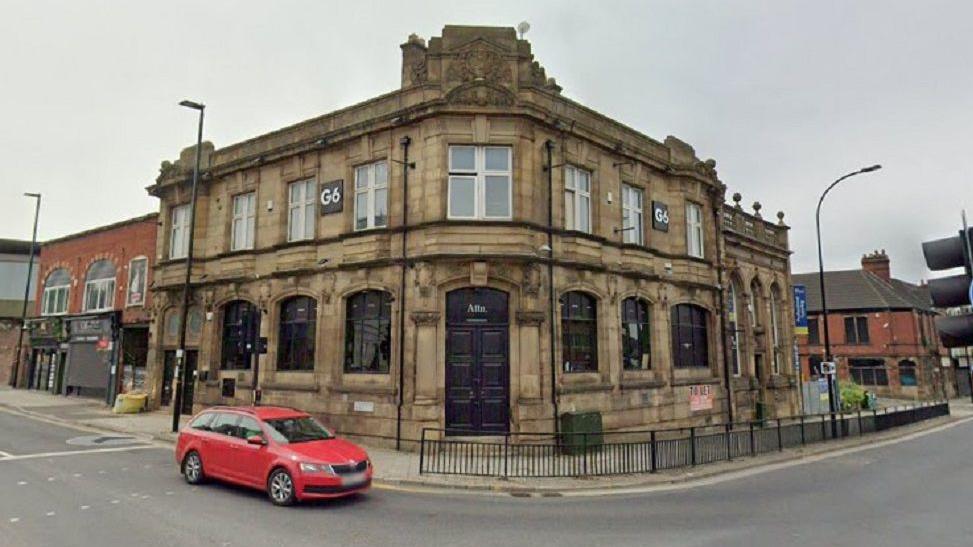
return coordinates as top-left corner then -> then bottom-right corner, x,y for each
840,382 -> 867,411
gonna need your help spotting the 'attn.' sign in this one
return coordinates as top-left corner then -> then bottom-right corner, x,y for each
319,179 -> 344,215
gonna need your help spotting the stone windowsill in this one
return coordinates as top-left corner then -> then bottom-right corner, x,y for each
330,383 -> 397,396
261,381 -> 320,393
671,376 -> 722,387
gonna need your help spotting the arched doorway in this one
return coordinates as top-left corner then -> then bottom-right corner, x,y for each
445,288 -> 510,434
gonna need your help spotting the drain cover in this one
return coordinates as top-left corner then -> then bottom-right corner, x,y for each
66,435 -> 139,447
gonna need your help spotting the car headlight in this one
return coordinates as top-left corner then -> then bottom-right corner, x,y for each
299,462 -> 336,475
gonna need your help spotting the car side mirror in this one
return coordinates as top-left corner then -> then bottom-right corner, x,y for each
247,435 -> 267,446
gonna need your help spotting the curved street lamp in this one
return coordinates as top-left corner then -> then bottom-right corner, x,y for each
815,164 -> 881,435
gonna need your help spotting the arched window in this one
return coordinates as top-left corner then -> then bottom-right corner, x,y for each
344,290 -> 392,374
727,281 -> 742,376
561,292 -> 598,373
770,286 -> 783,375
671,304 -> 709,369
83,260 -> 116,312
621,297 -> 650,370
898,359 -> 918,387
42,268 -> 71,316
748,279 -> 762,328
278,296 -> 317,371
222,301 -> 259,370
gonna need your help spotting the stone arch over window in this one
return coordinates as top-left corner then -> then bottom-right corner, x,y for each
84,259 -> 116,312
671,303 -> 710,369
560,291 -> 598,373
42,268 -> 71,315
221,300 -> 260,370
621,296 -> 651,370
277,296 -> 317,371
344,290 -> 393,374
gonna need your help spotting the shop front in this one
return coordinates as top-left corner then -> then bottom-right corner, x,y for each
26,317 -> 68,393
63,313 -> 120,403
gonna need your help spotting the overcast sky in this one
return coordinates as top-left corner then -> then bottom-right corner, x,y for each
1,1 -> 970,282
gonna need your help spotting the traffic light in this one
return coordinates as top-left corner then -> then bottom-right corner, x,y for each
922,227 -> 973,348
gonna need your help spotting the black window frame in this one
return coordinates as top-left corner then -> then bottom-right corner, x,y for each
561,291 -> 598,373
221,300 -> 258,371
277,296 -> 317,372
849,358 -> 888,386
344,290 -> 393,374
621,297 -> 651,370
844,316 -> 870,345
671,304 -> 710,369
898,360 -> 918,387
808,355 -> 823,377
807,316 -> 820,345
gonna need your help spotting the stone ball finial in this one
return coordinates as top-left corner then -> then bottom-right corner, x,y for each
732,192 -> 742,208
777,210 -> 785,224
752,201 -> 762,217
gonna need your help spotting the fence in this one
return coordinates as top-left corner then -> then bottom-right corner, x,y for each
419,400 -> 949,478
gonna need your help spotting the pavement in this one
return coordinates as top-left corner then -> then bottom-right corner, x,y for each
0,386 -> 969,496
2,392 -> 973,546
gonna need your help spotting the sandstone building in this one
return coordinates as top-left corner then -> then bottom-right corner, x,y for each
147,25 -> 798,446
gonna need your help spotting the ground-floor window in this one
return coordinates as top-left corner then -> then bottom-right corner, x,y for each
344,290 -> 392,374
561,291 -> 598,373
849,358 -> 888,386
278,296 -> 317,371
898,360 -> 918,387
671,304 -> 709,369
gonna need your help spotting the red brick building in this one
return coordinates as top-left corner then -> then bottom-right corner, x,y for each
794,250 -> 945,400
23,213 -> 158,403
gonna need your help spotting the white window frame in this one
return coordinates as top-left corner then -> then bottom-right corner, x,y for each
354,161 -> 389,231
41,284 -> 70,316
84,277 -> 115,312
686,202 -> 704,258
287,180 -> 317,242
169,204 -> 190,259
231,192 -> 256,251
564,165 -> 592,233
126,256 -> 148,307
621,184 -> 644,245
447,145 -> 512,221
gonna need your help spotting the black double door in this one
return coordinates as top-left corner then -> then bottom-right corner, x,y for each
445,288 -> 510,434
162,350 -> 197,414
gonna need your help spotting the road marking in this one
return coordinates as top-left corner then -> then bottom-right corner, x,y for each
9,517 -> 19,523
72,473 -> 82,478
165,491 -> 173,496
47,477 -> 55,481
17,481 -> 27,486
0,450 -> 12,458
110,500 -> 119,504
80,505 -> 89,511
98,470 -> 106,474
0,445 -> 159,462
45,511 -> 55,517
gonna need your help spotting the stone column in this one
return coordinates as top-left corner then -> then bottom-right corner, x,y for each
411,311 -> 440,403
516,311 -> 545,401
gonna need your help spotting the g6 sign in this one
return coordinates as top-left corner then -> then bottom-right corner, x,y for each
652,201 -> 669,232
319,179 -> 344,215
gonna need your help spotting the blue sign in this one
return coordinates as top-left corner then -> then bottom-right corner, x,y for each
793,285 -> 808,335
968,279 -> 973,306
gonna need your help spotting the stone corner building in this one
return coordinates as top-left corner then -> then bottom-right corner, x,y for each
146,25 -> 798,446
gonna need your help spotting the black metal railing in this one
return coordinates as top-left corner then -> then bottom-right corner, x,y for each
419,400 -> 949,478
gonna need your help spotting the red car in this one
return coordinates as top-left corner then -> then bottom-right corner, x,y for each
175,406 -> 372,505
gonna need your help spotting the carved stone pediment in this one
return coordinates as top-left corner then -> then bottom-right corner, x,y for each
446,44 -> 511,85
446,82 -> 516,107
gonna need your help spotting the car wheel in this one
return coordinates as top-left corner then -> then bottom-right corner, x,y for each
267,468 -> 296,506
183,451 -> 205,485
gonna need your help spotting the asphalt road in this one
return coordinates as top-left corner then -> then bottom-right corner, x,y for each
1,409 -> 971,547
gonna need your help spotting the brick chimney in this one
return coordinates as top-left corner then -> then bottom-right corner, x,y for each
861,249 -> 891,281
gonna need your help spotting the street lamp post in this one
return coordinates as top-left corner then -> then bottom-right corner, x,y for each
172,100 -> 205,433
10,193 -> 41,388
815,164 -> 881,436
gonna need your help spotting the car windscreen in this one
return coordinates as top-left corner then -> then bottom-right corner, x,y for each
264,416 -> 334,444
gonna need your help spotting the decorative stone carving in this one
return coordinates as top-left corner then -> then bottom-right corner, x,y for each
447,46 -> 510,84
694,158 -> 717,179
410,311 -> 441,325
515,310 -> 546,326
414,261 -> 435,298
258,282 -> 272,312
409,59 -> 428,84
522,263 -> 541,297
446,83 -> 515,107
319,272 -> 336,305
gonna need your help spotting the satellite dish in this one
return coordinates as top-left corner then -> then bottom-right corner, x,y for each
517,21 -> 531,39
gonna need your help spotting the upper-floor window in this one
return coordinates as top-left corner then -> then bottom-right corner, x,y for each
448,145 -> 511,220
686,202 -> 704,258
622,184 -> 644,245
671,304 -> 709,369
278,296 -> 317,371
728,281 -> 742,376
83,259 -> 116,312
561,291 -> 598,373
808,316 -> 820,344
344,290 -> 392,374
748,280 -> 762,328
231,192 -> 256,251
564,165 -> 591,233
621,297 -> 650,370
126,257 -> 148,307
169,204 -> 190,259
41,268 -> 71,316
844,316 -> 870,345
770,288 -> 783,374
355,161 -> 388,230
287,180 -> 316,242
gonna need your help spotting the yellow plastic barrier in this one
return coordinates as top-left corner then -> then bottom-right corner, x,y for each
113,393 -> 148,414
